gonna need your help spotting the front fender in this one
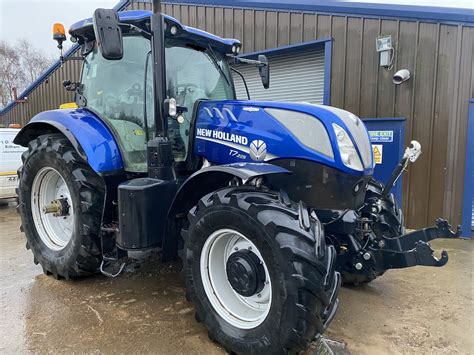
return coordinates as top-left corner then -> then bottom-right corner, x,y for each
161,162 -> 290,260
189,162 -> 290,182
14,108 -> 123,174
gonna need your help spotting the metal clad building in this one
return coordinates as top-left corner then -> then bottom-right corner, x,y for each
0,0 -> 473,230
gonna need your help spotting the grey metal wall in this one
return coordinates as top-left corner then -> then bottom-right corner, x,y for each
233,48 -> 326,103
1,0 -> 472,228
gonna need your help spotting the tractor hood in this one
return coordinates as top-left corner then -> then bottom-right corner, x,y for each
194,100 -> 374,176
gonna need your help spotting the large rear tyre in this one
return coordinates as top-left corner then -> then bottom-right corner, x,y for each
183,187 -> 340,354
17,134 -> 105,279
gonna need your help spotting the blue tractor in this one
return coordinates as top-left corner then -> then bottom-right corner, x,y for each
14,3 -> 459,354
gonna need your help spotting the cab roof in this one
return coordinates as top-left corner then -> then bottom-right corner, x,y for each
69,10 -> 240,53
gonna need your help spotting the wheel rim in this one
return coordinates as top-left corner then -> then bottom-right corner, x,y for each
31,167 -> 74,251
200,228 -> 272,329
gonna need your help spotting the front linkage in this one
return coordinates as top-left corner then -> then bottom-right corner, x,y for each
325,140 -> 461,282
342,218 -> 460,276
325,206 -> 460,281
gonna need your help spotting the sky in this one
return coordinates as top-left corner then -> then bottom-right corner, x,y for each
1,0 -> 473,57
1,0 -> 117,56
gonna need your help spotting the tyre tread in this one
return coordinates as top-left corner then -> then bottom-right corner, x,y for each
18,134 -> 104,279
182,186 -> 340,354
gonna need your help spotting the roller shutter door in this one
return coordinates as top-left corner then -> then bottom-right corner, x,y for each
232,47 -> 326,104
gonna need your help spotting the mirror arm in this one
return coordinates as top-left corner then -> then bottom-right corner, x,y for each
229,55 -> 266,68
119,23 -> 152,39
62,56 -> 84,62
230,67 -> 250,100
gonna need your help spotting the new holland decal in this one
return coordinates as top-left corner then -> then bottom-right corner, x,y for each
196,128 -> 273,162
196,128 -> 248,145
249,140 -> 267,161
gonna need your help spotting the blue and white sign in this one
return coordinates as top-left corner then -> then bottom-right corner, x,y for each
369,130 -> 394,143
362,119 -> 405,206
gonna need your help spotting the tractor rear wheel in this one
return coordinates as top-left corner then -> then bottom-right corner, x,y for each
17,134 -> 105,279
182,186 -> 340,354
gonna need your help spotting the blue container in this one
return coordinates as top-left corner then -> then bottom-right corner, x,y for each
362,118 -> 406,206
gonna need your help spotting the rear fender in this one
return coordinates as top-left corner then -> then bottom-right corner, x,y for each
161,163 -> 290,260
14,108 -> 123,174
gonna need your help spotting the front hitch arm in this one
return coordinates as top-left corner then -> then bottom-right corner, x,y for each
378,241 -> 449,268
373,219 -> 460,269
381,218 -> 460,251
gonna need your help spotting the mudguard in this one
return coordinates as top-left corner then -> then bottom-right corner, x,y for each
188,162 -> 290,181
14,108 -> 123,174
161,162 -> 290,260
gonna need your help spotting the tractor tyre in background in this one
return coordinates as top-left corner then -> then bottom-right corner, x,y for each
17,134 -> 105,279
182,186 -> 340,354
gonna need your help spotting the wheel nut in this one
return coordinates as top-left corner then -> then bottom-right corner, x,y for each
363,252 -> 371,260
355,262 -> 363,270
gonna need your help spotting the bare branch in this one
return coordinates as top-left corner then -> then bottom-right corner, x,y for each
0,38 -> 54,108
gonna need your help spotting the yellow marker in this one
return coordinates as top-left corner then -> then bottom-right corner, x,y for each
0,171 -> 17,176
59,102 -> 78,109
373,144 -> 383,165
133,130 -> 144,136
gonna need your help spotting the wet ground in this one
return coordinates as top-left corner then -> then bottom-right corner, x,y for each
1,202 -> 472,354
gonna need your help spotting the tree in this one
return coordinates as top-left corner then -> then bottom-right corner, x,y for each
0,39 -> 53,108
16,39 -> 54,85
0,41 -> 23,108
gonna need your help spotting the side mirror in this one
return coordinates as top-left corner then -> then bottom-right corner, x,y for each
258,54 -> 270,89
53,23 -> 67,50
92,8 -> 123,60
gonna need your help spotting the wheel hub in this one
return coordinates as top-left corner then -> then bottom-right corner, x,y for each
200,229 -> 272,329
42,198 -> 70,217
226,249 -> 266,297
31,167 -> 75,251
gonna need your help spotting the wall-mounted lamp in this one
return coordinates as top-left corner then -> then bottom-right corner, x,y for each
376,35 -> 394,70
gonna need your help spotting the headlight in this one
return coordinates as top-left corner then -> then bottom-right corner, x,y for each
265,108 -> 334,158
332,123 -> 364,171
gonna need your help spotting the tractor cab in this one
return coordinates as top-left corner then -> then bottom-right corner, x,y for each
69,11 -> 240,173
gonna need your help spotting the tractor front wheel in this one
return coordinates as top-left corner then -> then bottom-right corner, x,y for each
17,134 -> 105,279
183,186 -> 340,354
